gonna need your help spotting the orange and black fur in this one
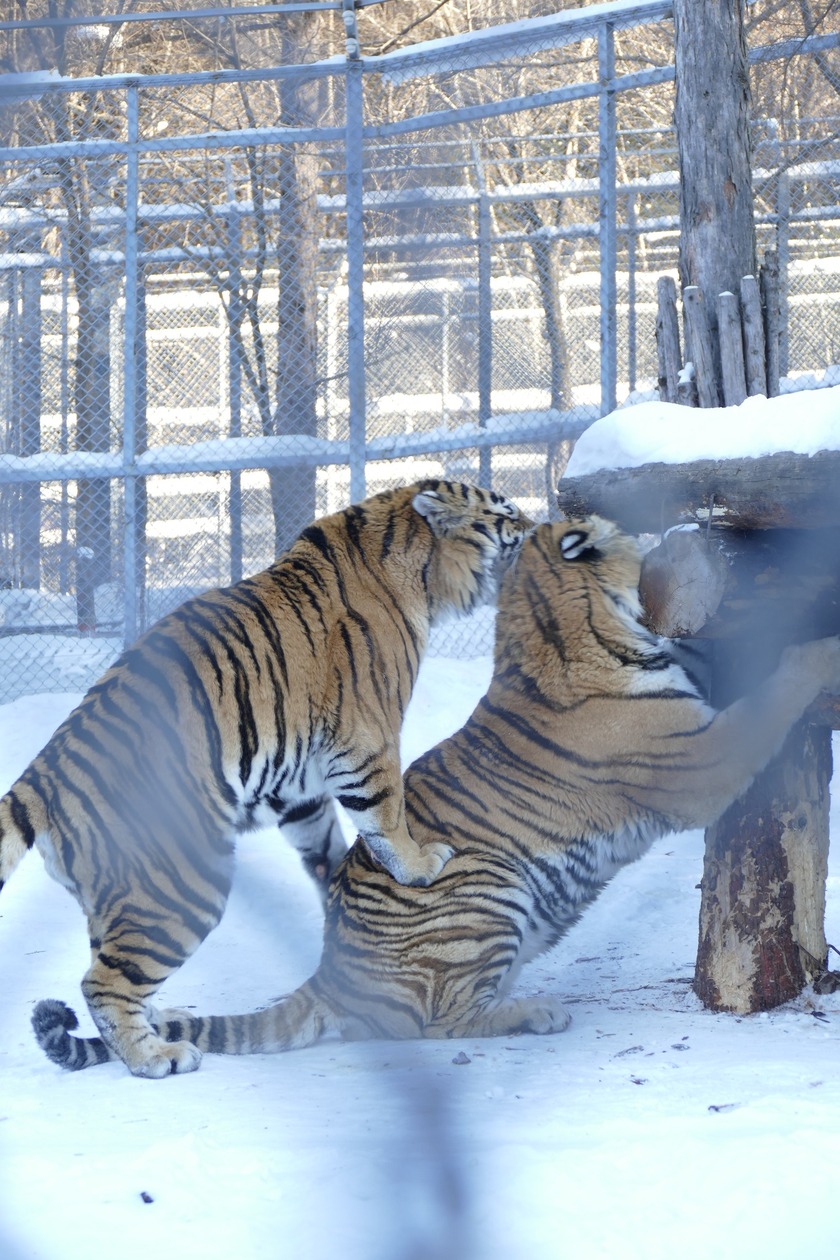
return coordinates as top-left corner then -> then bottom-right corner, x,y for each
33,516 -> 840,1069
1,480 -> 531,1077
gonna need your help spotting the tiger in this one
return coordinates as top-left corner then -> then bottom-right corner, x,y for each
31,515 -> 840,1071
1,479 -> 531,1078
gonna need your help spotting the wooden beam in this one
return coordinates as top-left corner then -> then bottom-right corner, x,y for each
557,449 -> 840,535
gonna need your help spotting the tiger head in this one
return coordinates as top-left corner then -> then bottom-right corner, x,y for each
493,516 -> 664,690
409,480 -> 534,622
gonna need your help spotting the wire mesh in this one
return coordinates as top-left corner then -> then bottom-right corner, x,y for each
0,4 -> 838,697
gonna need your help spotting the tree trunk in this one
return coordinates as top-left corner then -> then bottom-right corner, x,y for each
695,719 -> 832,1012
266,29 -> 320,556
270,137 -> 319,554
673,0 -> 757,366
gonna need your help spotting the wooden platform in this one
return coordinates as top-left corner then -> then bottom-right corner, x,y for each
557,448 -> 840,534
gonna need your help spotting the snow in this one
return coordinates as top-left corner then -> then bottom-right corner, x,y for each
565,382 -> 840,477
373,0 -> 670,81
2,659 -> 840,1260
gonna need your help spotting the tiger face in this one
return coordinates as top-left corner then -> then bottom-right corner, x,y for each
492,516 -> 656,693
411,481 -> 534,622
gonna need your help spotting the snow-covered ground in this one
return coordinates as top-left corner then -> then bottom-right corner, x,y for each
2,658 -> 840,1260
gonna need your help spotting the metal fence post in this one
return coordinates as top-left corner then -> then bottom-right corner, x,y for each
776,169 -> 790,378
225,185 -> 243,585
15,233 -> 42,590
344,5 -> 366,504
122,84 -> 140,647
477,189 -> 492,489
626,192 -> 638,394
598,21 -> 617,416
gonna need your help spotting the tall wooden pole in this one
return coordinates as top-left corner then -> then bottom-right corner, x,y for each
673,0 -> 757,357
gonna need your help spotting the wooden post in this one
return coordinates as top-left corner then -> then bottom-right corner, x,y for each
740,275 -> 767,396
761,249 -> 781,397
558,458 -> 840,1014
673,0 -> 757,351
682,286 -> 720,408
717,291 -> 747,406
695,717 -> 832,1012
655,276 -> 681,403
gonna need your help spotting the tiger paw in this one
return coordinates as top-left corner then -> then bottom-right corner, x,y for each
128,1038 -> 202,1078
517,996 -> 572,1035
365,836 -> 454,886
783,636 -> 840,691
404,841 -> 455,887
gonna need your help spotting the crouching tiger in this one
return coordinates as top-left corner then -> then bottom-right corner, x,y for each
1,479 -> 531,1078
32,516 -> 840,1070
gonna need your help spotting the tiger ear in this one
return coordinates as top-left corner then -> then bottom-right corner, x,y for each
412,489 -> 463,537
560,529 -> 596,561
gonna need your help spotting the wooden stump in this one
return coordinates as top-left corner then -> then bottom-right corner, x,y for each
695,719 -> 832,1012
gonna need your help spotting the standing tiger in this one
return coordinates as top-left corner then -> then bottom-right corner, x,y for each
31,516 -> 840,1070
1,479 -> 531,1078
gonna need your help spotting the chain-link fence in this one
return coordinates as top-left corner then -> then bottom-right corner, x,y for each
1,2 -> 839,700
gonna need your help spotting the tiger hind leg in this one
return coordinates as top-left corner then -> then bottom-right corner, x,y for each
437,994 -> 572,1039
75,897 -> 230,1078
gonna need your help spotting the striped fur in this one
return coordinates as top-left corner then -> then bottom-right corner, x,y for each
32,516 -> 840,1069
2,480 -> 530,1077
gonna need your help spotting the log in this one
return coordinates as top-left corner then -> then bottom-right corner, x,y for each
676,361 -> 698,408
809,691 -> 840,728
655,276 -> 682,403
717,291 -> 747,406
695,718 -> 832,1012
740,274 -> 767,396
640,528 -> 728,637
682,286 -> 720,408
640,529 -> 840,1011
761,249 -> 781,397
641,525 -> 840,648
557,450 -> 840,535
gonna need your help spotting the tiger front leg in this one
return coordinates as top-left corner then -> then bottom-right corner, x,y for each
331,750 -> 452,886
436,994 -> 572,1040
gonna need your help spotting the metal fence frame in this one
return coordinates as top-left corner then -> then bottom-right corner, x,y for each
1,0 -> 839,686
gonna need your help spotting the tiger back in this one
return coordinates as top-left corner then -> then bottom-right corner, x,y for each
1,479 -> 530,1077
33,516 -> 840,1068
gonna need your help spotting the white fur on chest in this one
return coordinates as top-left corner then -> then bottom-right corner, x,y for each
513,818 -> 667,972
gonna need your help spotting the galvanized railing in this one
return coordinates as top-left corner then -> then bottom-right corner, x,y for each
1,1 -> 839,697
